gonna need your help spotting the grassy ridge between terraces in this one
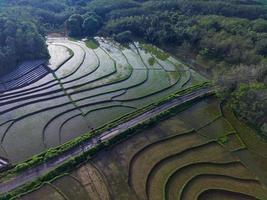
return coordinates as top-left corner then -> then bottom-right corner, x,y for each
0,83 -> 211,199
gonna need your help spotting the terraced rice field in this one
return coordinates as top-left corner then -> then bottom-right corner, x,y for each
0,37 -> 206,163
19,97 -> 267,200
0,60 -> 49,93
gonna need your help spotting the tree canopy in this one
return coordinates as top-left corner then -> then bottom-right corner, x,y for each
0,17 -> 49,75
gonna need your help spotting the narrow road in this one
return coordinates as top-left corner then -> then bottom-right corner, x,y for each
0,87 -> 213,194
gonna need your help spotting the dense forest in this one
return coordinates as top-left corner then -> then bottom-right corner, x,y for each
0,0 -> 266,138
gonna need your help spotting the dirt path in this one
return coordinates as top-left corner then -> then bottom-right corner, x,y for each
0,87 -> 213,195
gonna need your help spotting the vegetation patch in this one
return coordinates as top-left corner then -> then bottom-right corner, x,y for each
85,39 -> 100,49
140,43 -> 169,61
148,57 -> 156,66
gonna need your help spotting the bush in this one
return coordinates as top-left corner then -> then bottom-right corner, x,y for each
15,163 -> 29,172
148,57 -> 156,65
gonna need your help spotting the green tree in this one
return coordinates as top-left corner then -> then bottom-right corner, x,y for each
230,83 -> 267,136
66,14 -> 83,37
0,17 -> 49,75
82,16 -> 100,36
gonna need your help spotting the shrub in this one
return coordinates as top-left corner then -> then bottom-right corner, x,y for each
218,136 -> 229,144
15,163 -> 29,172
148,57 -> 156,66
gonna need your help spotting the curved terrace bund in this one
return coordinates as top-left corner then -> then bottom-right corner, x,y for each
4,94 -> 267,200
0,37 -> 206,164
4,37 -> 266,200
